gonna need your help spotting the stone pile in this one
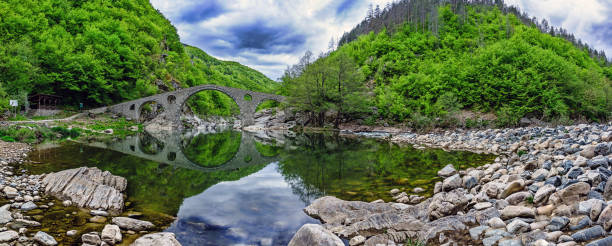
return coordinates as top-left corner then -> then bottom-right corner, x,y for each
0,140 -> 30,165
291,123 -> 612,246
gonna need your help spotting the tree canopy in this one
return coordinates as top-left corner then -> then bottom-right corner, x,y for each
283,3 -> 612,128
0,0 -> 278,116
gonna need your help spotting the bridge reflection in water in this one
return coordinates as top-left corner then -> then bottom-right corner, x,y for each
85,130 -> 282,172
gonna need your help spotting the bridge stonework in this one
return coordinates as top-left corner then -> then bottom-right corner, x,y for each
105,84 -> 285,127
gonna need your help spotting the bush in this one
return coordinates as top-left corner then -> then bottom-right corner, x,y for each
51,126 -> 81,139
1,136 -> 15,142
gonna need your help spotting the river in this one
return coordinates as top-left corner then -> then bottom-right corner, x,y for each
22,130 -> 496,245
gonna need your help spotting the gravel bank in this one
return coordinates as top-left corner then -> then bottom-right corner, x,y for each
291,123 -> 612,246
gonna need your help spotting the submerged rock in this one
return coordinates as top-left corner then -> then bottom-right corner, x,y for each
132,232 -> 181,246
288,224 -> 343,246
34,231 -> 57,246
81,232 -> 101,245
41,167 -> 127,213
0,230 -> 18,242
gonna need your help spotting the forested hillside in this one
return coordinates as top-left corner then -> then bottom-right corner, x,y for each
282,0 -> 612,128
0,0 -> 277,116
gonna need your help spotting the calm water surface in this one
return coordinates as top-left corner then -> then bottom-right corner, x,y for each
23,130 -> 495,245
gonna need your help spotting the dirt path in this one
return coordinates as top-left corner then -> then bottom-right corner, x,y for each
0,113 -> 84,124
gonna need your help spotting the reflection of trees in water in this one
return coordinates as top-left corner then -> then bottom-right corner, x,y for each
181,131 -> 242,167
277,133 -> 498,203
138,132 -> 165,154
254,141 -> 282,157
277,133 -> 359,204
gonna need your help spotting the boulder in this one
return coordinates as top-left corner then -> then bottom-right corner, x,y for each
506,220 -> 530,234
501,206 -> 535,220
42,167 -> 127,213
442,174 -> 462,191
20,201 -> 37,211
533,185 -> 555,205
304,196 -> 418,225
604,180 -> 612,201
463,176 -> 478,189
586,236 -> 612,246
537,205 -> 555,216
488,217 -> 506,228
438,164 -> 457,178
587,156 -> 609,169
112,217 -> 154,231
571,225 -> 606,242
596,204 -> 612,230
7,219 -> 41,229
474,202 -> 493,210
3,186 -> 18,199
500,180 -> 525,199
34,231 -> 57,246
594,143 -> 610,156
590,200 -> 605,221
101,224 -> 122,245
505,191 -> 531,205
428,188 -> 470,220
546,216 -> 569,231
337,212 -> 425,239
132,232 -> 181,246
0,205 -> 13,224
81,232 -> 101,245
0,230 -> 18,242
349,235 -> 365,246
580,145 -> 596,159
288,224 -> 343,246
558,182 -> 590,203
469,225 -> 489,240
578,199 -> 599,215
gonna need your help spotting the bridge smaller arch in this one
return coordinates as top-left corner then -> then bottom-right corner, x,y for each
102,84 -> 285,127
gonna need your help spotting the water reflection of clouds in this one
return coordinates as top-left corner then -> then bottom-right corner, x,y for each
166,162 -> 318,246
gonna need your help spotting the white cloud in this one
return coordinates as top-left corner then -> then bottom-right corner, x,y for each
150,0 -> 394,80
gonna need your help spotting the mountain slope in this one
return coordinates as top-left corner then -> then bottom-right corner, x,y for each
0,0 -> 277,116
282,2 -> 612,127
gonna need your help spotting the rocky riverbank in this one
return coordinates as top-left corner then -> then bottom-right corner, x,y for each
290,123 -> 612,246
0,140 -> 182,246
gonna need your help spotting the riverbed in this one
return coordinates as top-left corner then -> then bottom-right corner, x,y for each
21,130 -> 495,245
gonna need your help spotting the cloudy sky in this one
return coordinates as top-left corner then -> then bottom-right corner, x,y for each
150,0 -> 612,80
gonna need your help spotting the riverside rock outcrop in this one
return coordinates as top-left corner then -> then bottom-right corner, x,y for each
297,123 -> 612,245
41,167 -> 127,213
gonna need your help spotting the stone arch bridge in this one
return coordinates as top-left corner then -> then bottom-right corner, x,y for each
100,84 -> 285,126
84,131 -> 280,172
